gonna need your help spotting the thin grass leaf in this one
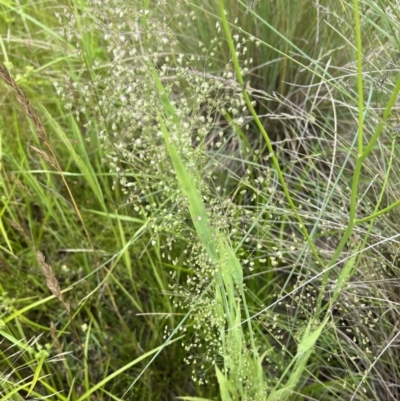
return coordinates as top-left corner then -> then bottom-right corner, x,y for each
75,336 -> 183,401
39,107 -> 106,211
215,365 -> 233,401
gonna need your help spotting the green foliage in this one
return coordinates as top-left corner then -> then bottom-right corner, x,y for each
1,0 -> 400,400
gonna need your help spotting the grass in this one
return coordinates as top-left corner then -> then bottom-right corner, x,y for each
1,0 -> 400,400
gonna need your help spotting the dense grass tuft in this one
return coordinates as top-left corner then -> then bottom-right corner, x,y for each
1,0 -> 400,400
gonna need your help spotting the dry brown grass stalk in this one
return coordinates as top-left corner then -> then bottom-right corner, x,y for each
0,63 -> 96,255
37,250 -> 71,315
29,145 -> 58,169
8,220 -> 33,247
50,321 -> 63,354
0,64 -> 50,146
0,65 -> 122,330
0,63 -> 59,169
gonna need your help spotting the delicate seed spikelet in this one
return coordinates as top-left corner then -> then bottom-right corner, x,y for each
30,146 -> 58,169
50,321 -> 63,355
0,64 -> 58,168
0,64 -> 49,145
37,251 -> 70,315
8,220 -> 32,247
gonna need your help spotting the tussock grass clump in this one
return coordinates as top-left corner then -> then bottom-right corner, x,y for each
1,0 -> 400,400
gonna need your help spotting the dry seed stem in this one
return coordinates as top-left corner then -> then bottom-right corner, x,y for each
37,251 -> 71,315
0,64 -> 49,146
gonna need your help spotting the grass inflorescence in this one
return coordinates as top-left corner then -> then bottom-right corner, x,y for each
1,0 -> 400,400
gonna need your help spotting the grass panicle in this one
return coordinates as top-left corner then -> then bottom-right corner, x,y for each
1,0 -> 400,400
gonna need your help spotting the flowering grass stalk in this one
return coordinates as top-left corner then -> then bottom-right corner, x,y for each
2,0 -> 400,400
